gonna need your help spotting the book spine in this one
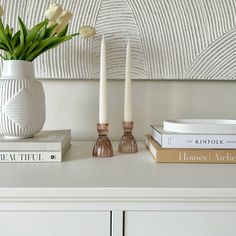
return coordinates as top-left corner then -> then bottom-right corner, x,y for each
150,126 -> 163,145
151,126 -> 236,149
0,151 -> 62,162
145,136 -> 236,164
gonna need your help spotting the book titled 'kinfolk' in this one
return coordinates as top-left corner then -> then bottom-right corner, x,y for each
151,125 -> 236,149
145,135 -> 236,164
0,130 -> 71,162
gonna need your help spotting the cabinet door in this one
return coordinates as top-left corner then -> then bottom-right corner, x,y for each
0,211 -> 110,236
125,211 -> 236,236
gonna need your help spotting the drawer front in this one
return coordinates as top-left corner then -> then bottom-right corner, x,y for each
0,211 -> 110,236
125,211 -> 236,236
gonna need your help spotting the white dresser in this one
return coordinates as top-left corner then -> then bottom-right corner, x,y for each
0,142 -> 236,236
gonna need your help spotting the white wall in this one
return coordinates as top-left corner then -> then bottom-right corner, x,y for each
42,80 -> 236,141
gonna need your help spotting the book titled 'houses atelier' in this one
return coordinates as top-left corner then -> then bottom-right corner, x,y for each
147,119 -> 236,164
145,135 -> 236,164
0,130 -> 71,162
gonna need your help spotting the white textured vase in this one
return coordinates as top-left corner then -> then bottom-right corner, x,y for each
0,60 -> 45,139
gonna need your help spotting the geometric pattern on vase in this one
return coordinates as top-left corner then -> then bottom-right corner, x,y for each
0,60 -> 46,138
2,89 -> 38,129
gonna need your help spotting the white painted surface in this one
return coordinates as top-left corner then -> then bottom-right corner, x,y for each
112,211 -> 123,236
0,142 -> 236,196
41,80 -> 236,141
0,142 -> 235,235
0,211 -> 110,236
125,211 -> 236,236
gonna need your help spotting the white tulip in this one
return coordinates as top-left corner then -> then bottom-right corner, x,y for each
47,20 -> 56,28
45,3 -> 63,21
0,5 -> 4,17
55,24 -> 66,34
56,11 -> 72,26
79,26 -> 96,38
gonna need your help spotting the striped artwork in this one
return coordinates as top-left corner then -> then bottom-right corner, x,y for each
0,0 -> 235,80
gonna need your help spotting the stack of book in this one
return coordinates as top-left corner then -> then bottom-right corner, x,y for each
0,130 -> 71,162
145,119 -> 236,163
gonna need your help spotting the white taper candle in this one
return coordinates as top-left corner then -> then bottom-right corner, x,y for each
124,39 -> 132,122
99,36 -> 108,124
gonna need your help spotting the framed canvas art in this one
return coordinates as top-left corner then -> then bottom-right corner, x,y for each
0,0 -> 235,80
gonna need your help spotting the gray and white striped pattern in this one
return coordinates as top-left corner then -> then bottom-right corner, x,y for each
0,0 -> 235,80
0,78 -> 45,137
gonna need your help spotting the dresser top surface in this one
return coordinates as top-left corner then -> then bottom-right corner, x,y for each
0,142 -> 236,197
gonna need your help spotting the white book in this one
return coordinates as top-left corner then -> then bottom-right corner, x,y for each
0,130 -> 71,162
0,130 -> 71,151
0,151 -> 63,162
0,138 -> 71,163
151,125 -> 236,149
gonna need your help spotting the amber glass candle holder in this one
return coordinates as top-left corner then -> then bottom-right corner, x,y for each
92,123 -> 113,157
118,122 -> 138,153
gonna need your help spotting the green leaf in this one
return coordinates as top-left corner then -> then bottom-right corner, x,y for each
34,35 -> 73,60
6,25 -> 13,38
49,35 -> 72,48
25,37 -> 61,61
5,51 -> 13,60
44,22 -> 57,38
18,17 -> 28,58
26,36 -> 72,61
0,54 -> 6,60
42,36 -> 72,53
11,31 -> 20,48
37,24 -> 46,41
0,18 -> 12,52
26,20 -> 47,44
5,25 -> 13,42
0,42 -> 8,51
18,17 -> 27,47
58,24 -> 68,37
24,40 -> 39,59
69,32 -> 80,37
13,44 -> 22,59
5,24 -> 10,36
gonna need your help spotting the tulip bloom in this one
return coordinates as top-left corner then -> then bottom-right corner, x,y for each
45,3 -> 63,21
79,26 -> 96,39
56,11 -> 72,26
